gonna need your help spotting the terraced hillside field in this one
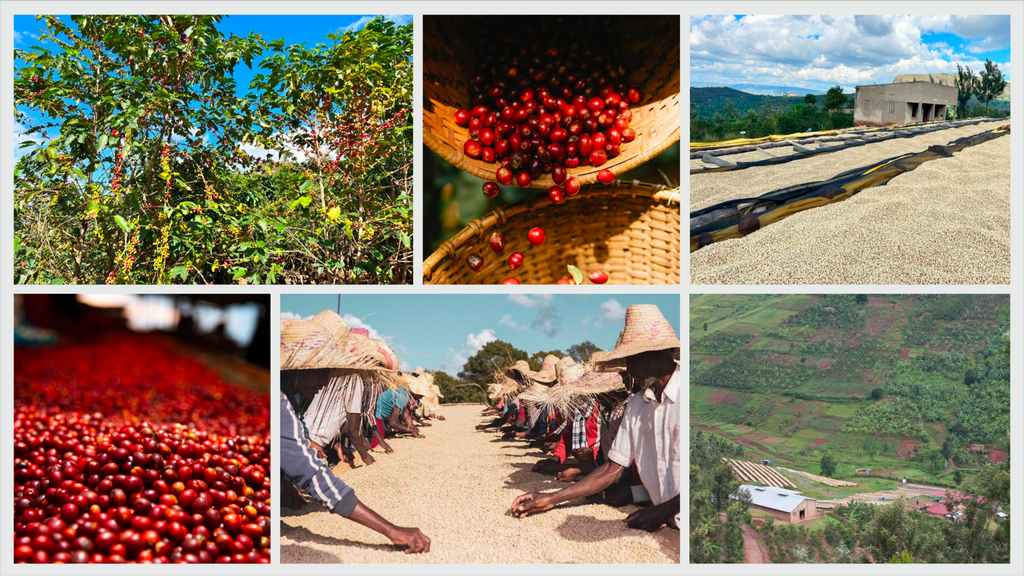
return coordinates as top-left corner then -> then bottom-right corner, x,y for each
690,294 -> 1010,490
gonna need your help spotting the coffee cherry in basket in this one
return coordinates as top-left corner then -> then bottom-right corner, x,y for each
548,186 -> 565,205
556,277 -> 577,285
502,278 -> 520,285
564,177 -> 581,196
454,108 -> 471,126
467,254 -> 484,271
482,182 -> 500,198
596,170 -> 614,184
528,228 -> 546,246
516,171 -> 532,188
588,270 -> 609,284
496,166 -> 513,185
507,251 -> 524,270
489,232 -> 506,254
464,140 -> 482,159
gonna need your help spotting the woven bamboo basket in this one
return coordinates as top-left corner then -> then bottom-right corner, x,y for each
423,180 -> 680,285
423,15 -> 680,189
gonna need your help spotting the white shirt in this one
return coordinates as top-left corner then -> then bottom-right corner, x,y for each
304,374 -> 364,445
608,365 -> 681,527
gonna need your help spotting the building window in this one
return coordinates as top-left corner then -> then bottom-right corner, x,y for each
888,101 -> 895,114
865,99 -> 871,110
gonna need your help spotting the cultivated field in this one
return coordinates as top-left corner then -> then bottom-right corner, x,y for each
690,294 -> 1010,493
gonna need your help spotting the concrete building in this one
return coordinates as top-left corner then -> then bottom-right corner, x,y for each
734,484 -> 818,523
854,82 -> 958,126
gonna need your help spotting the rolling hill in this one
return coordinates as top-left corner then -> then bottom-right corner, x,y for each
691,87 -> 830,119
690,294 -> 1009,487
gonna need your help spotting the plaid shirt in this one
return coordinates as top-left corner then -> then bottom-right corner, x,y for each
553,400 -> 600,463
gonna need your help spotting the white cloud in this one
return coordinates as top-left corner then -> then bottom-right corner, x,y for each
499,313 -> 526,331
507,294 -> 554,308
14,121 -> 33,159
440,328 -> 497,376
342,313 -> 386,342
583,298 -> 627,329
690,14 -> 1012,92
14,30 -> 23,45
342,15 -> 412,33
341,16 -> 375,33
600,299 -> 627,323
280,311 -> 303,320
466,328 -> 497,351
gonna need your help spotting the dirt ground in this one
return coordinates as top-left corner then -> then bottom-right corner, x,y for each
280,404 -> 679,563
742,524 -> 770,564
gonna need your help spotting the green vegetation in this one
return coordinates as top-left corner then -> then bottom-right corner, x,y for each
690,89 -> 854,143
14,15 -> 413,284
690,294 -> 1010,563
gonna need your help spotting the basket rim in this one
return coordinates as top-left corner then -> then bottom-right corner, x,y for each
422,179 -> 680,282
423,118 -> 681,189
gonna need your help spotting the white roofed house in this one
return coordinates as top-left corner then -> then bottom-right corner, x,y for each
733,484 -> 818,523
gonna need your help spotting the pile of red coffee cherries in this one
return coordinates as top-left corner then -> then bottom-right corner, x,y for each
454,39 -> 638,284
13,334 -> 271,564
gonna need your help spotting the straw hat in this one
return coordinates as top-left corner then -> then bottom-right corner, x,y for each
521,358 -> 625,415
504,354 -> 561,386
591,304 -> 680,366
280,310 -> 401,378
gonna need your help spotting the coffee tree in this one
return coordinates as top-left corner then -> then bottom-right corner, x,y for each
14,15 -> 412,284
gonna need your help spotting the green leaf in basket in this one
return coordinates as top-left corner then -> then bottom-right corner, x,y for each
567,265 -> 583,285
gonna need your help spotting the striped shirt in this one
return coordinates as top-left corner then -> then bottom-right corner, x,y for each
280,393 -> 359,517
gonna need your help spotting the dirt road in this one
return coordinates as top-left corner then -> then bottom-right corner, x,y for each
281,404 -> 679,563
742,524 -> 770,564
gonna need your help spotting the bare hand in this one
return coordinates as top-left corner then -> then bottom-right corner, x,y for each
624,505 -> 669,532
531,459 -> 559,473
436,415 -> 446,421
361,453 -> 376,466
510,492 -> 555,518
389,526 -> 431,554
556,467 -> 582,482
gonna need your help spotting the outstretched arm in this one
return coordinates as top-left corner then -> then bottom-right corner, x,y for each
511,461 -> 624,518
346,413 -> 375,465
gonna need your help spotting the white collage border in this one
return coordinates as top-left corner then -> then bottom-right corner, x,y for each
0,1 -> 1021,575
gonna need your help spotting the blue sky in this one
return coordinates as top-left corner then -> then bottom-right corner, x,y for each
280,294 -> 681,376
13,14 -> 411,158
691,15 -> 1011,93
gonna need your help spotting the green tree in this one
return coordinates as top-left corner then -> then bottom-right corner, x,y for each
953,469 -> 965,486
871,387 -> 884,400
13,15 -> 413,285
804,94 -> 817,105
457,340 -> 528,385
978,59 -> 1007,116
566,341 -> 600,363
825,85 -> 847,111
855,294 -> 869,305
820,452 -> 838,477
863,497 -> 920,561
955,63 -> 977,119
890,549 -> 914,563
963,368 -> 977,386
